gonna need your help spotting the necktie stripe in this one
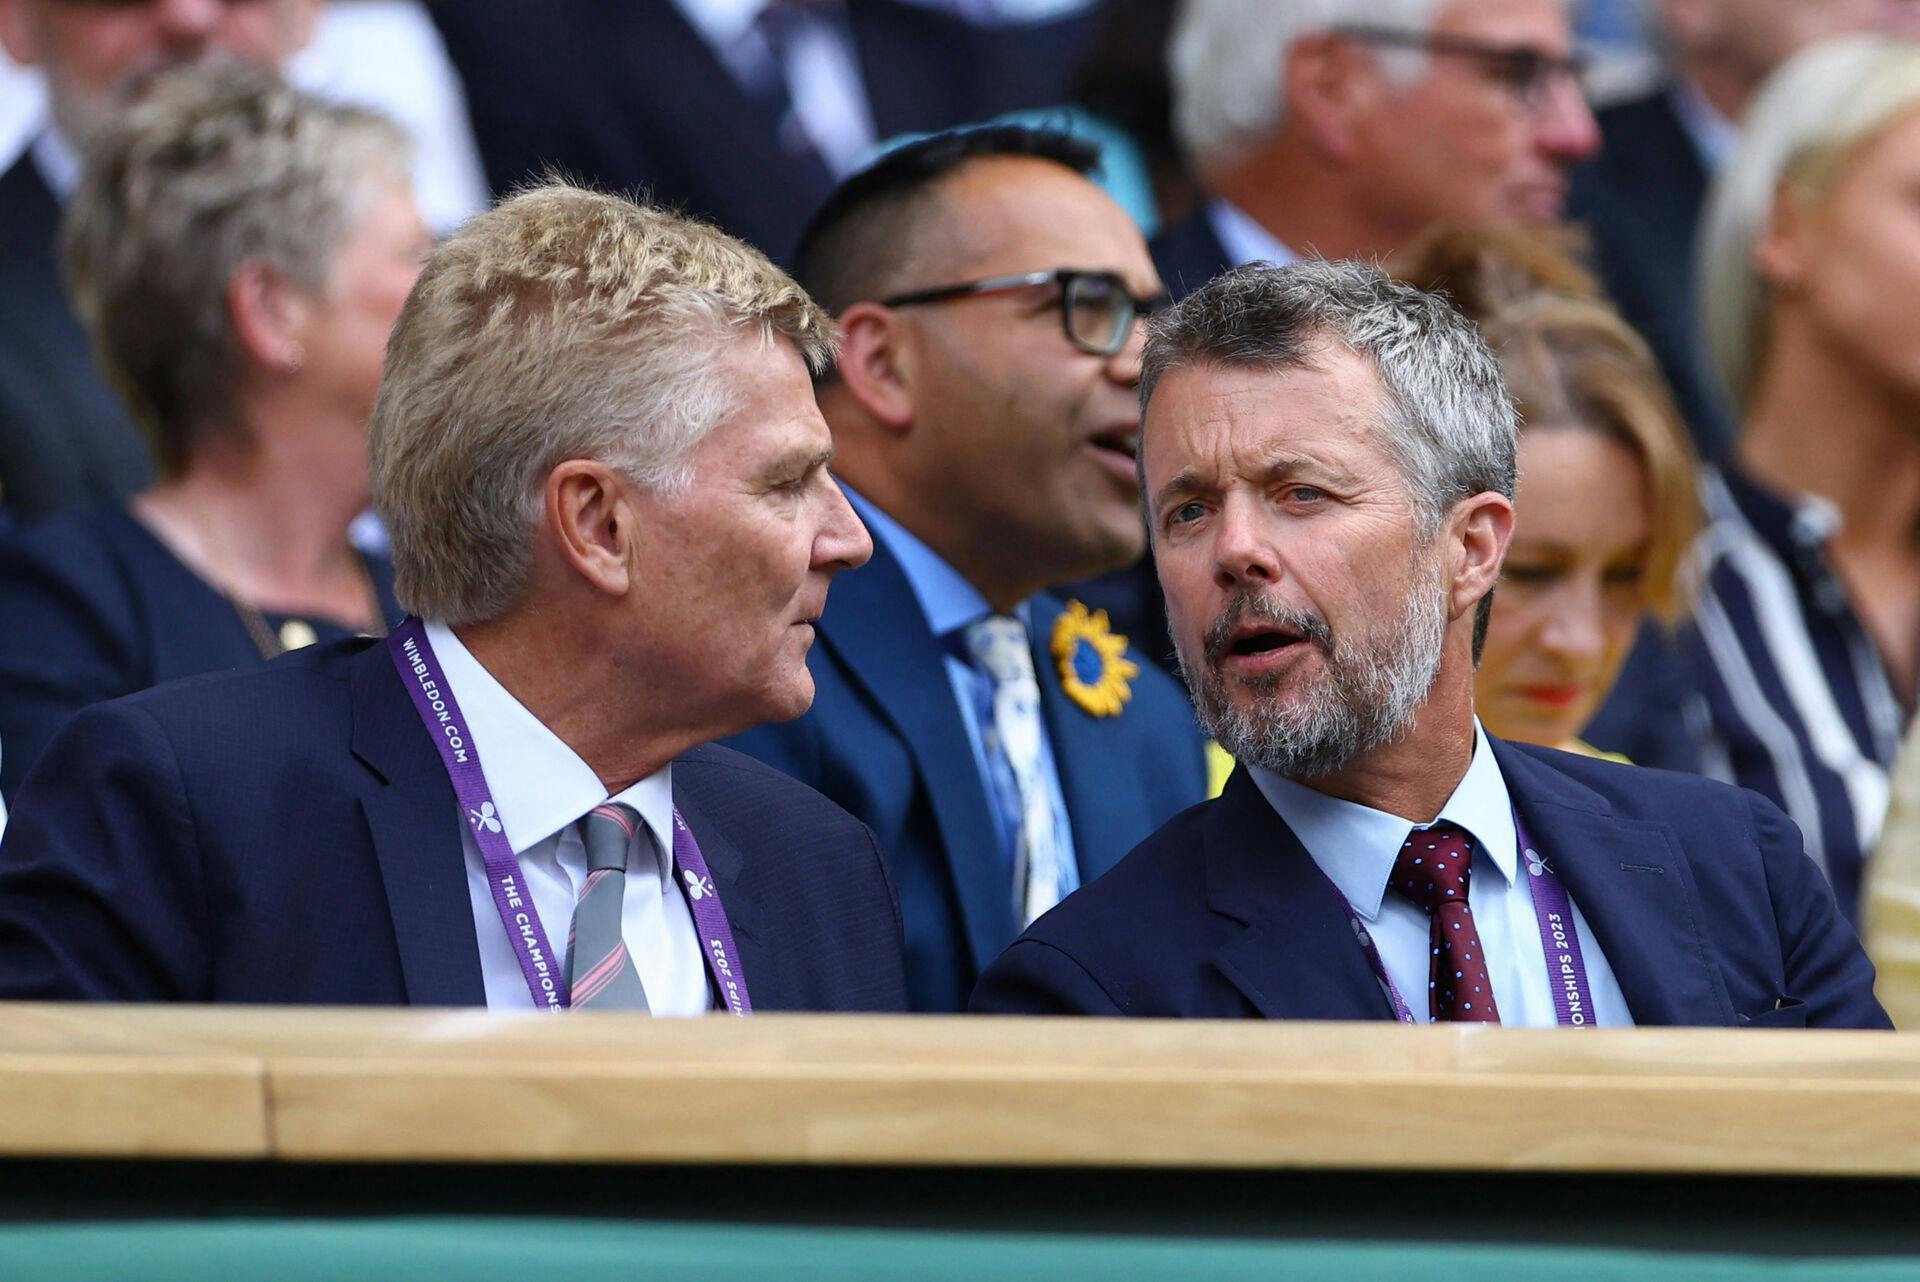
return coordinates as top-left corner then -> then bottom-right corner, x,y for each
567,801 -> 651,1012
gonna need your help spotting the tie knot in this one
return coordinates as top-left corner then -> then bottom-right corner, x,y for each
581,802 -> 640,873
964,614 -> 1036,687
1391,821 -> 1475,914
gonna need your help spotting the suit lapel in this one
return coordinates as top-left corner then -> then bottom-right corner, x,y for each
1203,770 -> 1401,1020
815,543 -> 1014,972
348,643 -> 486,1006
1492,740 -> 1736,1027
1029,595 -> 1139,884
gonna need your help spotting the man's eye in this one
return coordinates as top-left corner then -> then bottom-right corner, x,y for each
1284,485 -> 1325,504
1168,501 -> 1206,526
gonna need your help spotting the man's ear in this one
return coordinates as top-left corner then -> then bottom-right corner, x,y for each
1285,32 -> 1378,159
227,259 -> 313,378
545,460 -> 637,597
831,301 -> 916,433
1448,491 -> 1515,623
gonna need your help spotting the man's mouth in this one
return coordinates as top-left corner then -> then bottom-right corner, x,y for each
1226,627 -> 1303,657
1086,426 -> 1140,480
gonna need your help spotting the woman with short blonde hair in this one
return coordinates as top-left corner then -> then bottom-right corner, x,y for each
0,60 -> 430,799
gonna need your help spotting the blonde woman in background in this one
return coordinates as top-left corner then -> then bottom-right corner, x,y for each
1398,227 -> 1699,758
1612,35 -> 1920,927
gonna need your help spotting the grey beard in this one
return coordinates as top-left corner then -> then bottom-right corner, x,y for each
1177,561 -> 1450,779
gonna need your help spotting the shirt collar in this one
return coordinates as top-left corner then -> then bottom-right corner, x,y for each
1247,719 -> 1516,920
671,0 -> 771,47
1670,77 -> 1739,173
1710,461 -> 1841,559
1206,197 -> 1298,271
842,486 -> 1003,636
423,620 -> 675,879
31,126 -> 82,203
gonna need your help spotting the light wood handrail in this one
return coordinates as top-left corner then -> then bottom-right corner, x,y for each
2,1005 -> 1916,1173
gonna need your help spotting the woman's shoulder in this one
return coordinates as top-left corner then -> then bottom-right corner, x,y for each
0,503 -> 204,633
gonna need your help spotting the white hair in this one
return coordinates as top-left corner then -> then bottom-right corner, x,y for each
1170,0 -> 1443,177
1699,34 -> 1920,413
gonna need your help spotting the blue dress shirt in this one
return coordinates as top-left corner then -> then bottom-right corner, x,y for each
844,488 -> 1079,892
1250,721 -> 1633,1027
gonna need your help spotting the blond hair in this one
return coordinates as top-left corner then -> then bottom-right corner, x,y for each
61,59 -> 408,478
1398,225 -> 1700,620
371,182 -> 838,624
1700,35 -> 1920,413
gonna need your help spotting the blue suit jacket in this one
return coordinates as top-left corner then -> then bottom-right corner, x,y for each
1567,88 -> 1734,456
432,0 -> 1094,265
0,154 -> 152,521
0,638 -> 909,1011
973,739 -> 1891,1029
725,539 -> 1209,1012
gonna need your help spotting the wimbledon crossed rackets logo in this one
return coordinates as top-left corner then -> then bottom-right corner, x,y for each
1524,848 -> 1552,878
682,869 -> 716,901
468,801 -> 502,834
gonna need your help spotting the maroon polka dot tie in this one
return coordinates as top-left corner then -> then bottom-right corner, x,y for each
1390,821 -> 1501,1024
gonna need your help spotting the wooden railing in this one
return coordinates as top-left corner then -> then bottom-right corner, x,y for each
3,1005 -> 1917,1174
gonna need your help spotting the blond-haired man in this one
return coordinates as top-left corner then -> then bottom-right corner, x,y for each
0,183 -> 904,1013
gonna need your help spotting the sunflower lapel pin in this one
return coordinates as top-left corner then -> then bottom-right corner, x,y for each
1051,600 -> 1139,717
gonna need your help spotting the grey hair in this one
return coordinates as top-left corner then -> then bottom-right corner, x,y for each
370,182 -> 838,626
1140,258 -> 1516,660
1699,35 -> 1920,414
1170,0 -> 1442,178
1142,258 -> 1517,530
60,58 -> 409,478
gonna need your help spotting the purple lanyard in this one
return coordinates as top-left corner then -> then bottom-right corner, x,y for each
1337,812 -> 1596,1027
388,619 -> 753,1014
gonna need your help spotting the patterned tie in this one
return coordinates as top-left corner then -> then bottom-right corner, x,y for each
964,614 -> 1076,926
566,803 -> 651,1011
1389,821 -> 1501,1023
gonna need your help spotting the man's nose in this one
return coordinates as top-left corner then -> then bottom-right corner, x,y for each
1211,499 -> 1278,590
153,0 -> 228,47
816,476 -> 873,573
1535,71 -> 1600,165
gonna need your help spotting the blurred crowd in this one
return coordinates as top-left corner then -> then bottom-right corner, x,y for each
1,0 -> 1920,1024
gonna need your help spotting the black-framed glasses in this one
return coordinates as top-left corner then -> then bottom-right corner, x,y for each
1333,25 -> 1590,115
880,269 -> 1167,358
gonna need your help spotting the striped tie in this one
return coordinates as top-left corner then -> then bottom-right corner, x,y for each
567,803 -> 651,1011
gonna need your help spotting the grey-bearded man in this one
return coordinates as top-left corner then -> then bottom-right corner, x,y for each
971,259 -> 1889,1031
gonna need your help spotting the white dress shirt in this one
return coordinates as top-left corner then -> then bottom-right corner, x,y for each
426,622 -> 709,1015
1207,197 -> 1299,270
672,0 -> 878,178
1249,721 -> 1634,1027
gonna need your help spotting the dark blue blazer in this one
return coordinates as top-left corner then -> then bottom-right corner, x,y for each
0,638 -> 910,1011
972,739 -> 1891,1029
0,505 -> 400,801
432,0 -> 1095,264
1567,88 -> 1734,455
0,154 -> 152,521
724,537 -> 1209,1012
1149,205 -> 1233,302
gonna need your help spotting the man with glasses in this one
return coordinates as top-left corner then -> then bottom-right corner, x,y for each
725,126 -> 1209,1013
1151,0 -> 1599,300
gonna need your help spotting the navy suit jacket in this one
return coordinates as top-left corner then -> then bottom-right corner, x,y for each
0,505 -> 400,801
1567,88 -> 1734,455
0,638 -> 909,1010
432,0 -> 1094,264
724,538 -> 1209,1012
973,739 -> 1891,1029
0,154 -> 152,521
1148,206 -> 1233,302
